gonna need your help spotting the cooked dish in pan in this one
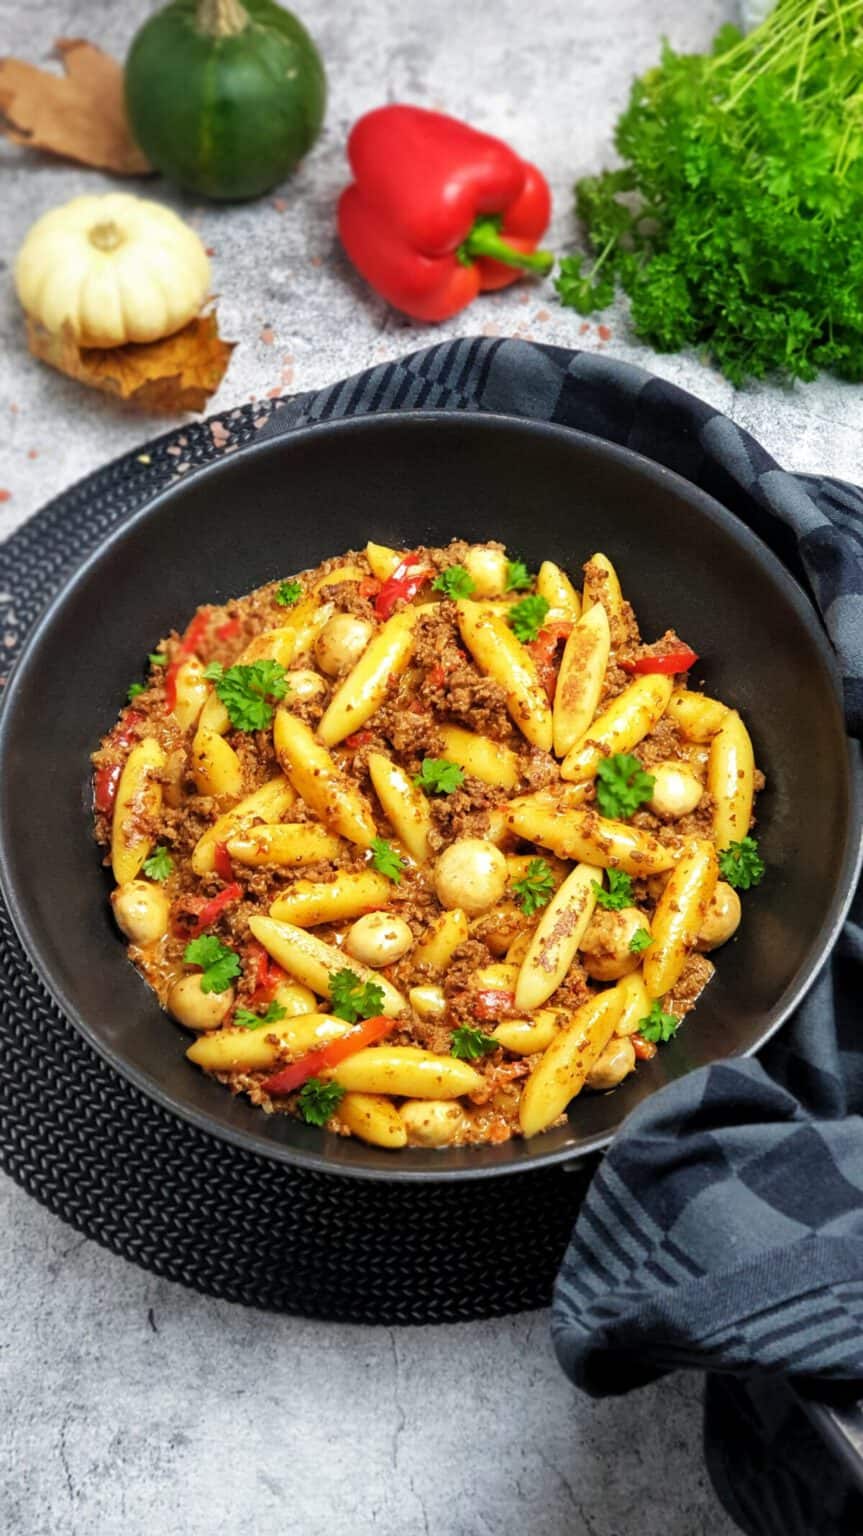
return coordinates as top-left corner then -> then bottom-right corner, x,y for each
93,540 -> 765,1149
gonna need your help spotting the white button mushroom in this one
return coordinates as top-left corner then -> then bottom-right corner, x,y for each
586,1035 -> 637,1091
463,546 -> 509,598
111,880 -> 170,946
648,760 -> 704,819
434,838 -> 508,916
580,907 -> 650,981
696,881 -> 742,951
313,613 -> 374,677
399,1099 -> 469,1147
168,974 -> 235,1031
345,912 -> 414,968
287,668 -> 328,702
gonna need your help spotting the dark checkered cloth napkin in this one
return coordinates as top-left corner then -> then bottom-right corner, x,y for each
262,337 -> 863,1535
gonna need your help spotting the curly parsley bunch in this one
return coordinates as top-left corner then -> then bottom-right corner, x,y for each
556,0 -> 863,384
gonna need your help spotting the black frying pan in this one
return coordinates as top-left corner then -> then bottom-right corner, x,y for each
0,413 -> 859,1180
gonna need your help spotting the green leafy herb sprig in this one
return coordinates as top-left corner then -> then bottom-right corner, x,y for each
556,0 -> 863,384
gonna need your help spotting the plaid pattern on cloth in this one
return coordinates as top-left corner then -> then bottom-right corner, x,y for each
259,337 -> 863,1535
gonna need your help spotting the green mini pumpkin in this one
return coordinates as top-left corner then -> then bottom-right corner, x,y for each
125,0 -> 326,201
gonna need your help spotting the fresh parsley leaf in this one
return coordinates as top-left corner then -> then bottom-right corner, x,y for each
505,559 -> 532,592
555,252 -> 616,314
591,869 -> 635,910
718,835 -> 765,891
508,595 -> 550,643
629,927 -> 654,954
432,565 -> 476,599
142,846 -> 173,882
183,935 -> 242,994
148,653 -> 167,667
276,580 -> 302,607
370,836 -> 406,883
328,968 -> 385,1024
638,999 -> 680,1044
595,753 -> 655,820
203,659 -> 289,731
413,758 -> 465,795
127,682 -> 146,700
234,1001 -> 287,1030
451,1024 -> 498,1061
511,858 -> 556,916
297,1077 -> 346,1126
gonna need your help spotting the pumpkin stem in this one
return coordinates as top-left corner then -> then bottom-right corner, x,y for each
196,0 -> 249,35
88,221 -> 124,253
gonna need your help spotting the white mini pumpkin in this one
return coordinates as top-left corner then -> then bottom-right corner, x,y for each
15,194 -> 210,348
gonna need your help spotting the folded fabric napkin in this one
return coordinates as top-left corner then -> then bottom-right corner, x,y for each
263,337 -> 863,1535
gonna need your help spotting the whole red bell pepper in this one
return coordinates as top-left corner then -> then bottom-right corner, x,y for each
338,105 -> 554,322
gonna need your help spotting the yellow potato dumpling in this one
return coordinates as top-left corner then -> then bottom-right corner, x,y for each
345,912 -> 414,968
697,881 -> 742,951
463,546 -> 509,597
168,975 -> 235,1031
579,907 -> 649,981
648,760 -> 704,819
314,613 -> 374,677
110,880 -> 170,947
434,838 -> 508,916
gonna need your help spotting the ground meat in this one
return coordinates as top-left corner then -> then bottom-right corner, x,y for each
317,579 -> 377,622
635,715 -> 689,769
668,953 -> 715,1016
428,777 -> 504,849
438,661 -> 512,738
520,748 -> 559,792
443,938 -> 496,998
368,699 -> 443,763
547,958 -> 592,1014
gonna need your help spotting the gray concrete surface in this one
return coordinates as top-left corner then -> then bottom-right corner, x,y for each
1,0 -> 855,1531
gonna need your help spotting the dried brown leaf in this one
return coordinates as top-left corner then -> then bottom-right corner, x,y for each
27,313 -> 236,414
0,38 -> 151,175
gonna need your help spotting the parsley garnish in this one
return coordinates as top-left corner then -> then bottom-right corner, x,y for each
718,836 -> 765,891
127,682 -> 146,700
432,565 -> 476,599
638,1000 -> 680,1044
595,753 -> 655,820
629,927 -> 653,954
413,758 -> 465,795
328,968 -> 385,1024
276,580 -> 302,607
142,846 -> 173,882
183,935 -> 242,994
204,659 -> 289,731
149,652 -> 167,667
591,869 -> 634,910
511,858 -> 556,916
555,7 -> 863,386
297,1077 -> 346,1126
505,559 -> 532,592
451,1024 -> 498,1061
234,1001 -> 287,1030
370,836 -> 406,883
508,595 -> 550,643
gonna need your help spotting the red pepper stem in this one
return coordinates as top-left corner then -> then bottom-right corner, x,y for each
459,218 -> 554,275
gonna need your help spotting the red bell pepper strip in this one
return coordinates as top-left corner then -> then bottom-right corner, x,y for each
92,710 -> 143,814
632,1033 -> 658,1061
374,552 -> 432,619
527,622 -> 573,700
189,882 -> 242,938
345,729 -> 374,749
338,106 -> 554,322
261,1015 -> 396,1096
213,841 -> 234,883
472,988 -> 517,1022
620,647 -> 699,676
216,616 -> 242,641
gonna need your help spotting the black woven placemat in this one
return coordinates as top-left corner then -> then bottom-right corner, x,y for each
0,396 -> 590,1324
